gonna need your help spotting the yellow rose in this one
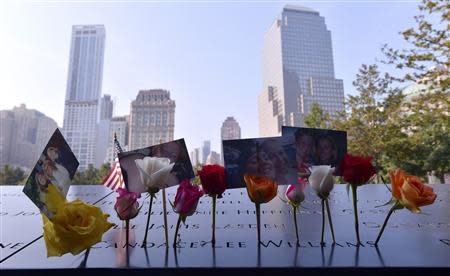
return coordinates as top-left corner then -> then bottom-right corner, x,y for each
43,199 -> 114,257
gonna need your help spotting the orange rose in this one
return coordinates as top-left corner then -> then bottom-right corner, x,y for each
389,169 -> 437,213
244,174 -> 278,204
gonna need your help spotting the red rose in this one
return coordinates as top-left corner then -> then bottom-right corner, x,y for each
198,165 -> 226,198
341,154 -> 376,185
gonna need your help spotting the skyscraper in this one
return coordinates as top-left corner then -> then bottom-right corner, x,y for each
258,5 -> 344,136
99,94 -> 114,120
63,25 -> 105,170
220,116 -> 241,163
128,89 -> 175,150
206,151 -> 221,165
201,140 -> 211,164
0,104 -> 58,169
95,94 -> 114,167
221,116 -> 241,141
104,116 -> 129,165
190,148 -> 201,167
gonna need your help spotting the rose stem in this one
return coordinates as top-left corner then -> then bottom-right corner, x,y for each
321,199 -> 325,246
255,203 -> 261,244
125,219 -> 129,247
351,184 -> 361,244
292,205 -> 299,243
212,194 -> 217,245
142,193 -> 154,245
162,188 -> 169,247
325,199 -> 336,244
173,215 -> 182,248
375,203 -> 397,246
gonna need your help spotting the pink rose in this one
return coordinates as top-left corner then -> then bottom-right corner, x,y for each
285,177 -> 306,206
114,188 -> 141,220
173,179 -> 204,217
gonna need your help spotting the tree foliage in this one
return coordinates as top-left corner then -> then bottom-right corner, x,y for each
382,91 -> 450,182
331,65 -> 403,161
0,163 -> 112,186
304,102 -> 331,129
325,0 -> 450,182
0,165 -> 27,185
382,0 -> 450,91
72,163 -> 111,185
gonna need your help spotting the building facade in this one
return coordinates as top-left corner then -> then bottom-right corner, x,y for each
100,94 -> 114,120
0,104 -> 58,170
63,25 -> 106,170
190,148 -> 201,168
201,140 -> 211,165
221,116 -> 241,141
206,151 -> 221,165
258,5 -> 344,136
220,116 -> 241,163
128,89 -> 175,150
104,116 -> 129,165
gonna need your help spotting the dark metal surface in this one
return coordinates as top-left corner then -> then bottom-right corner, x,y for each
1,184 -> 449,270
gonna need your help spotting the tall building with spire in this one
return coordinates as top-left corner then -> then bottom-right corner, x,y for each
62,25 -> 106,170
258,5 -> 344,136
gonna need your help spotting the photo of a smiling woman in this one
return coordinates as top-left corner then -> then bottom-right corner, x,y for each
236,143 -> 276,184
316,135 -> 338,167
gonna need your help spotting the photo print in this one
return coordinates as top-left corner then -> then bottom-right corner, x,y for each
282,126 -> 347,175
223,136 -> 298,189
118,139 -> 194,193
22,128 -> 79,219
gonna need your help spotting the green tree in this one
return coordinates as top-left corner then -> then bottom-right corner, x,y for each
95,162 -> 111,183
73,163 -> 111,185
382,0 -> 449,91
0,165 -> 27,185
382,91 -> 450,182
380,0 -> 450,181
331,64 -> 403,165
304,102 -> 331,129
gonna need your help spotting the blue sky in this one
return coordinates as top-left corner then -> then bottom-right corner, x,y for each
0,0 -> 419,153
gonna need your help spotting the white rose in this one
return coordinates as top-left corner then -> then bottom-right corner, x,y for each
135,157 -> 174,193
308,165 -> 335,199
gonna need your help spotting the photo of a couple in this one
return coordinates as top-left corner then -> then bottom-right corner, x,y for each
283,126 -> 347,175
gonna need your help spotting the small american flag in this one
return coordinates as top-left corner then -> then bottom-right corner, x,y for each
102,133 -> 125,191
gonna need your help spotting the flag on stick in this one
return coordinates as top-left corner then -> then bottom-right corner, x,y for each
102,133 -> 125,191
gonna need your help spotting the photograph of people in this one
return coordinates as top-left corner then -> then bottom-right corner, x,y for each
45,147 -> 71,196
283,126 -> 347,177
294,130 -> 316,169
316,135 -> 338,167
261,139 -> 290,184
237,143 -> 276,182
22,128 -> 79,218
